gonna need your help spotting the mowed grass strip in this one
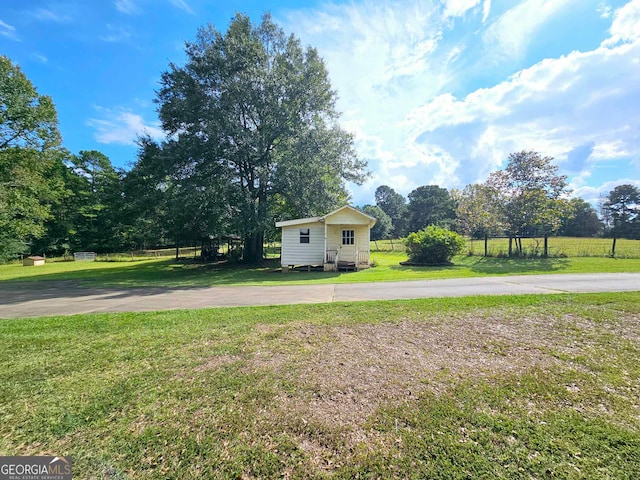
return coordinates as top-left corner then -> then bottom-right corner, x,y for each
1,293 -> 639,478
1,251 -> 639,287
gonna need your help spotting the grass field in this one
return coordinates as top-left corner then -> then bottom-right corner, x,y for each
1,250 -> 639,288
373,237 -> 640,258
1,293 -> 639,478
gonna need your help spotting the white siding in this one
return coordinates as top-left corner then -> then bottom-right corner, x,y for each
324,208 -> 372,225
327,224 -> 370,262
280,222 -> 325,266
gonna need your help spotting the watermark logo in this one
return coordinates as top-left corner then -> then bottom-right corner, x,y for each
0,456 -> 72,480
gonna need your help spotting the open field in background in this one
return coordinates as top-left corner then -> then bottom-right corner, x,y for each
1,293 -> 639,478
1,251 -> 640,287
373,237 -> 640,258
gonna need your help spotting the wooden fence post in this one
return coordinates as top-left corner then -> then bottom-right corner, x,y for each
544,235 -> 548,258
484,234 -> 488,257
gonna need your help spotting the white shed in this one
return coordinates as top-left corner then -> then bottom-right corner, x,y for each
23,256 -> 45,267
275,205 -> 377,272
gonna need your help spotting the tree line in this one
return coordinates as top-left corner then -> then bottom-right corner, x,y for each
364,151 -> 639,252
1,14 -> 639,263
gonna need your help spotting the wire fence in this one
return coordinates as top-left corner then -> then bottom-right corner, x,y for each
371,237 -> 640,258
44,237 -> 639,262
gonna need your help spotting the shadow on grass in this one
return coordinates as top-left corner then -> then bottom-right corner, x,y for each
386,256 -> 571,276
0,258 -> 347,290
462,256 -> 571,274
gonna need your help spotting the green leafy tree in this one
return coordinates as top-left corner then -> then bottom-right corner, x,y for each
126,136 -> 234,257
375,185 -> 408,237
452,183 -> 504,238
405,225 -> 465,264
0,55 -> 65,260
558,198 -> 603,237
121,138 -> 170,250
603,184 -> 639,239
69,150 -> 125,252
361,205 -> 392,240
30,158 -> 81,256
485,151 -> 570,255
152,13 -> 366,262
407,185 -> 456,233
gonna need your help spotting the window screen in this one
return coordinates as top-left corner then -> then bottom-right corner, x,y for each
300,228 -> 310,243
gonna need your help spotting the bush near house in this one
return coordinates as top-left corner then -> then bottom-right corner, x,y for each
406,226 -> 465,264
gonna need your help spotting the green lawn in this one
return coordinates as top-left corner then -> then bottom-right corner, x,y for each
0,251 -> 639,288
2,293 -> 639,478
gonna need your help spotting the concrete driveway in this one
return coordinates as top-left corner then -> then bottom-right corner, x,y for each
1,273 -> 639,319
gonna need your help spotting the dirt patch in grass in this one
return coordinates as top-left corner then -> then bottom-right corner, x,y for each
256,317 -> 556,429
193,354 -> 242,373
240,310 -> 639,471
246,310 -> 638,429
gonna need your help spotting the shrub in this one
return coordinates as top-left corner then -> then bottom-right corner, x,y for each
405,226 -> 465,264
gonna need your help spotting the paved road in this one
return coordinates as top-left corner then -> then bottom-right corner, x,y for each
1,273 -> 639,318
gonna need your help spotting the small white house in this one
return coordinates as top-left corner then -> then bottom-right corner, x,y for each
275,205 -> 377,272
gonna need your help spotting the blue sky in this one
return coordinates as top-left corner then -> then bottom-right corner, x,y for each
2,0 -> 639,206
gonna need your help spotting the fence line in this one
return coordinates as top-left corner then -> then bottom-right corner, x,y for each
370,237 -> 640,258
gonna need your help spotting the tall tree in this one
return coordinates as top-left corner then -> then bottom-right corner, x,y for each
375,185 -> 407,237
126,136 -> 233,256
361,205 -> 392,240
603,184 -> 639,239
406,185 -> 456,233
70,150 -> 124,252
453,183 -> 504,238
152,13 -> 366,262
485,150 -> 570,255
0,55 -> 65,260
558,198 -> 603,237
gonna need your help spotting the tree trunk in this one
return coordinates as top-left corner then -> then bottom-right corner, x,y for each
175,240 -> 179,260
243,232 -> 264,264
508,236 -> 513,257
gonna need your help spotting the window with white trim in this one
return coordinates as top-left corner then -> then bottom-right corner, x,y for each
341,229 -> 355,245
300,228 -> 310,244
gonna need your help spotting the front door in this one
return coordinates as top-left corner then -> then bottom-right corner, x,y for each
340,229 -> 356,262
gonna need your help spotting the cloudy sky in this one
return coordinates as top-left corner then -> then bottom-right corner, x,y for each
2,0 -> 639,205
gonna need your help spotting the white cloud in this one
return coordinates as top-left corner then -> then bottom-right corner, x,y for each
598,2 -> 613,18
169,0 -> 194,14
32,7 -> 73,23
604,0 -> 640,45
31,53 -> 48,64
87,108 -> 164,145
443,0 -> 482,18
440,0 -> 491,22
573,178 -> 640,204
405,38 -> 640,186
482,0 -> 575,60
282,0 -> 640,205
114,0 -> 193,16
0,19 -> 18,41
482,0 -> 492,22
115,0 -> 141,15
100,24 -> 133,42
284,0 -> 459,201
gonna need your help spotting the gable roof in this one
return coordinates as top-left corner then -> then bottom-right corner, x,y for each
275,205 -> 377,228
